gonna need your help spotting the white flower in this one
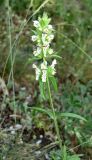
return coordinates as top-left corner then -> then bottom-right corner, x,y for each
32,64 -> 37,69
48,48 -> 53,55
43,45 -> 49,57
51,59 -> 57,68
48,25 -> 53,30
33,50 -> 37,56
52,69 -> 56,75
36,70 -> 40,80
50,34 -> 54,40
42,33 -> 47,44
42,33 -> 54,46
42,70 -> 47,82
33,47 -> 41,56
51,59 -> 57,75
41,61 -> 47,70
41,61 -> 47,82
33,64 -> 41,80
33,20 -> 39,27
32,35 -> 37,42
36,69 -> 41,80
37,47 -> 41,55
43,25 -> 53,33
43,28 -> 49,33
48,34 -> 54,42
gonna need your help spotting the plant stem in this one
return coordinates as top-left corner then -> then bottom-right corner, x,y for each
47,76 -> 62,152
6,0 -> 16,122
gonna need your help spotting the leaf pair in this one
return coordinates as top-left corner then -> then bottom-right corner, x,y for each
31,106 -> 87,122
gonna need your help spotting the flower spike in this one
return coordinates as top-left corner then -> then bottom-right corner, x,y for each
32,13 -> 56,82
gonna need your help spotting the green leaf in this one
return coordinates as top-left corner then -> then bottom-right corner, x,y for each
49,76 -> 58,92
48,54 -> 62,60
39,80 -> 46,100
62,145 -> 67,160
28,57 -> 41,63
31,107 -> 54,119
57,112 -> 87,122
31,106 -> 86,122
67,155 -> 81,160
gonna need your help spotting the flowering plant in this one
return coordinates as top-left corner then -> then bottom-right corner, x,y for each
31,13 -> 86,158
32,13 -> 57,84
31,13 -> 62,153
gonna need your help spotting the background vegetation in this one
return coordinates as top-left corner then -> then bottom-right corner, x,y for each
0,0 -> 92,159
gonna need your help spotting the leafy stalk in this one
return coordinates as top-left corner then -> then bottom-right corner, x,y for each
47,75 -> 62,152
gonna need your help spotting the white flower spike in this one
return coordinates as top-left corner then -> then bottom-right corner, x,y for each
32,14 -> 57,82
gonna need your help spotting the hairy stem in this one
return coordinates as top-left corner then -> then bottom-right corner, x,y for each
47,76 -> 62,152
